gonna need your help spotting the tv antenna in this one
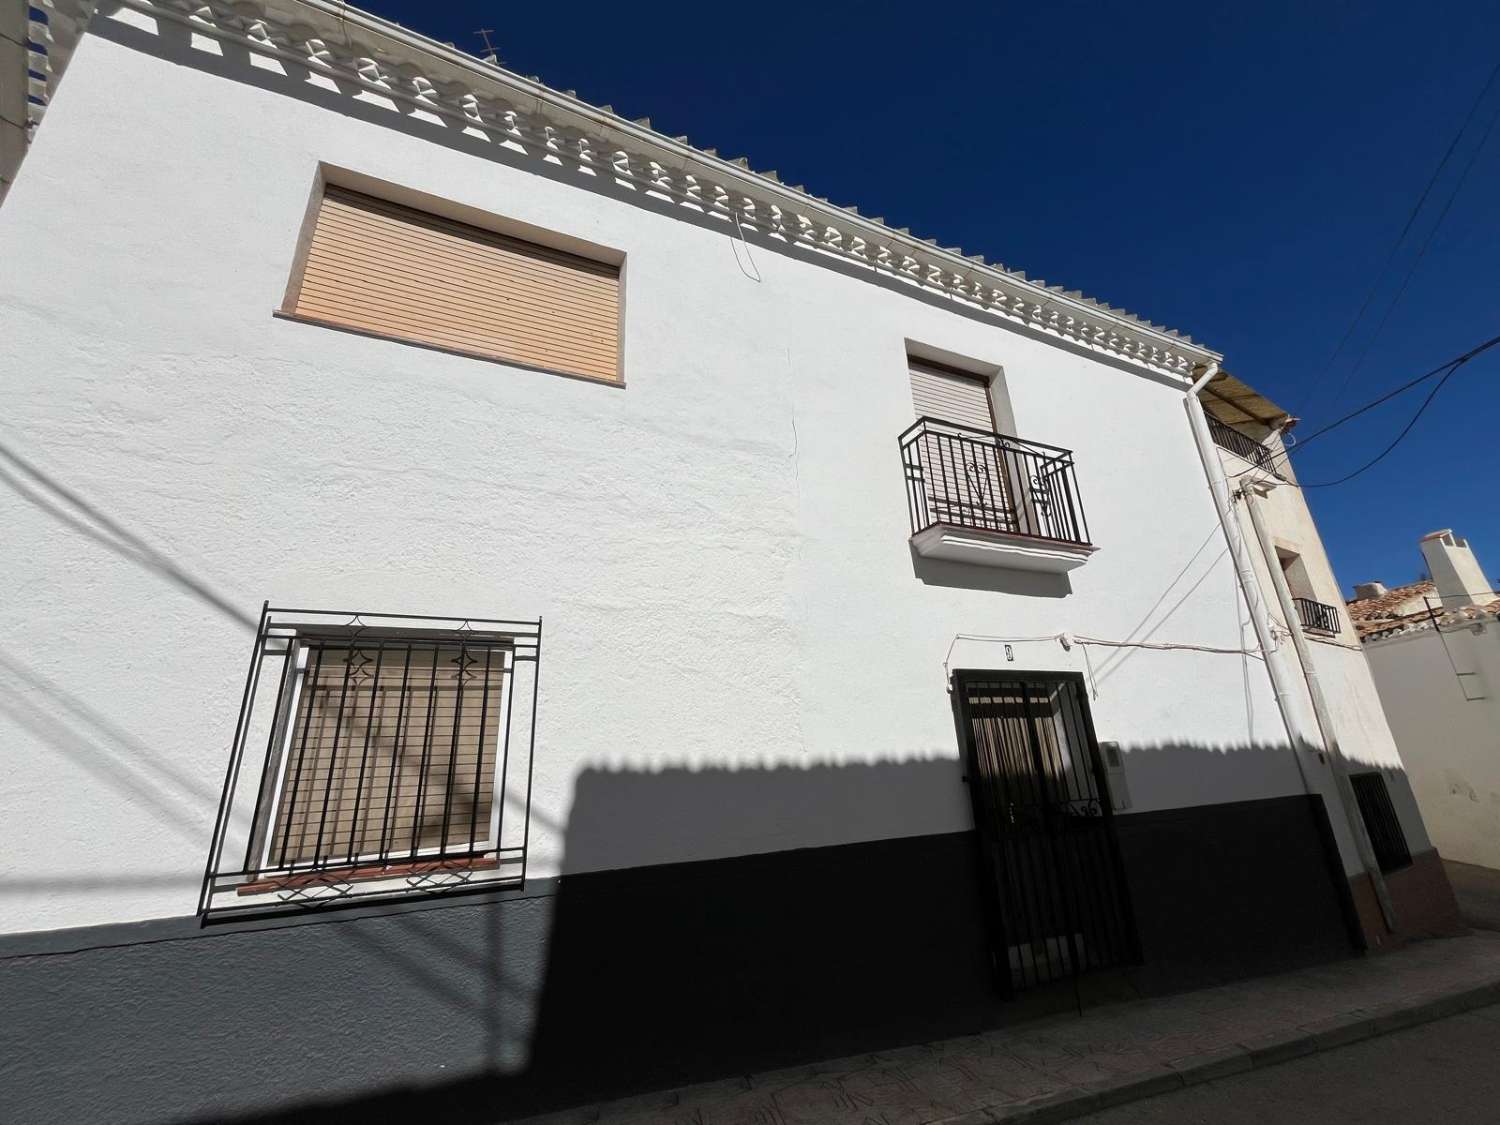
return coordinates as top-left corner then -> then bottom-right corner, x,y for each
474,28 -> 499,65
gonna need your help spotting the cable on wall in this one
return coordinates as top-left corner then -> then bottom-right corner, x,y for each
942,631 -> 1264,692
731,208 -> 763,282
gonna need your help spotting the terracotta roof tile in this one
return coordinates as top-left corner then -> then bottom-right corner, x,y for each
1346,580 -> 1435,621
1354,592 -> 1500,641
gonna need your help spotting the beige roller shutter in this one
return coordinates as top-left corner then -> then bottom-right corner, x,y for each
266,643 -> 505,869
908,359 -> 1014,530
909,360 -> 994,431
288,186 -> 621,382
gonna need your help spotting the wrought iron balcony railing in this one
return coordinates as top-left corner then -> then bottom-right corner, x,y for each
899,417 -> 1090,547
1294,597 -> 1341,636
1207,417 -> 1284,479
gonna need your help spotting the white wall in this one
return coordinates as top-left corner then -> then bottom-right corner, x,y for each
1214,442 -> 1435,871
1366,624 -> 1500,868
0,16 -> 1309,935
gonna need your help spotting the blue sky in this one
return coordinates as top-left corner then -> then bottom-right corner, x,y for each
366,0 -> 1500,596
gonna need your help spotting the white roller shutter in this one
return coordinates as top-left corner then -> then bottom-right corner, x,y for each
909,360 -> 994,430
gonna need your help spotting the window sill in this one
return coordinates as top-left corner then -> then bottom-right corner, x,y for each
237,855 -> 499,896
911,523 -> 1097,573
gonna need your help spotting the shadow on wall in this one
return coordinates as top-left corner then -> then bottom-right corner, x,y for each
0,643 -> 219,850
1116,744 -> 1463,962
0,442 -> 256,632
0,757 -> 1003,1125
1116,739 -> 1318,814
1,745 -> 1386,1125
909,544 -> 1072,598
1111,739 -> 1363,991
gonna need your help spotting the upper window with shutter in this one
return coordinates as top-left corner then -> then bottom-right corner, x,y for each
283,185 -> 622,384
908,358 -> 997,432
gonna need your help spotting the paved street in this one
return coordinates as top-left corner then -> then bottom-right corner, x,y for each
513,933 -> 1500,1124
1446,859 -> 1500,931
1078,1002 -> 1500,1124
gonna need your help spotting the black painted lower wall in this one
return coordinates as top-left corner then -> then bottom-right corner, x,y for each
0,795 -> 1357,1125
1115,794 -> 1362,990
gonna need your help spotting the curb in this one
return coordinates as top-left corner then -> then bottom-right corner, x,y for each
927,977 -> 1500,1125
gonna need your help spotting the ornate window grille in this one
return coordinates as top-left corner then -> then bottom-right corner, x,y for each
200,605 -> 541,920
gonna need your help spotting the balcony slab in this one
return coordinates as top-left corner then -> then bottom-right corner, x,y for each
911,523 -> 1097,572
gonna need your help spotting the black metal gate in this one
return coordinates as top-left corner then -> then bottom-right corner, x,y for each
954,671 -> 1139,995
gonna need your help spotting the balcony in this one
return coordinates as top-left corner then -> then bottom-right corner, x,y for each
899,417 -> 1095,572
1294,597 -> 1342,636
1207,417 -> 1285,479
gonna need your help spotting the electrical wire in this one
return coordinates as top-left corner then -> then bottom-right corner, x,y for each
942,631 -> 1264,687
1224,330 -> 1500,484
731,209 -> 763,282
1324,87 -> 1500,410
1298,358 -> 1469,488
1303,58 -> 1500,418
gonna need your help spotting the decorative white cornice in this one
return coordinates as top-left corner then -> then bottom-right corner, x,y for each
108,0 -> 1220,378
23,1 -> 96,131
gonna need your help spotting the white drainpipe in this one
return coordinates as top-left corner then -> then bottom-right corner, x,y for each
1240,481 -> 1397,931
1182,365 -> 1313,798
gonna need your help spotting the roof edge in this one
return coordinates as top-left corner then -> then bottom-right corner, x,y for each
113,0 -> 1221,378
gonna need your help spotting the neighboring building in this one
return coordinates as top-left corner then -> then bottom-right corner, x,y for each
1351,532 -> 1500,870
1198,373 -> 1459,949
0,2 -> 1459,1122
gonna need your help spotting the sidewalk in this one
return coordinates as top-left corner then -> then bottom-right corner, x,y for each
513,932 -> 1500,1125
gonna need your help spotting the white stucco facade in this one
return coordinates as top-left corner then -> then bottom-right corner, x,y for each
1364,617 -> 1500,868
1,8 -> 1370,937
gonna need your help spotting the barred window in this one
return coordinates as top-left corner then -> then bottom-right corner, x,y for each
202,609 -> 541,919
1350,772 -> 1412,874
256,640 -> 507,875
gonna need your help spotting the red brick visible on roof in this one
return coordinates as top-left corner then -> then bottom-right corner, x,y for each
1346,580 -> 1435,620
1347,580 -> 1438,640
1354,593 -> 1500,640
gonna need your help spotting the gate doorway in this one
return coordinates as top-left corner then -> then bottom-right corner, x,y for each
953,671 -> 1139,996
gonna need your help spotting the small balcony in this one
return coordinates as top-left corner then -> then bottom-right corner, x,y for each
899,417 -> 1095,572
1294,596 -> 1342,636
1207,417 -> 1285,480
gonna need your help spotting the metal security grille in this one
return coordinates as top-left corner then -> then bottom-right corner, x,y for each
1206,416 -> 1285,480
954,672 -> 1138,994
899,418 -> 1089,546
1350,772 -> 1412,873
1293,597 -> 1341,636
264,640 -> 505,871
200,606 -> 542,920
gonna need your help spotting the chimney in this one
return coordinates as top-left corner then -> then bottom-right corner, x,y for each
1353,581 -> 1388,601
1419,529 -> 1491,607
